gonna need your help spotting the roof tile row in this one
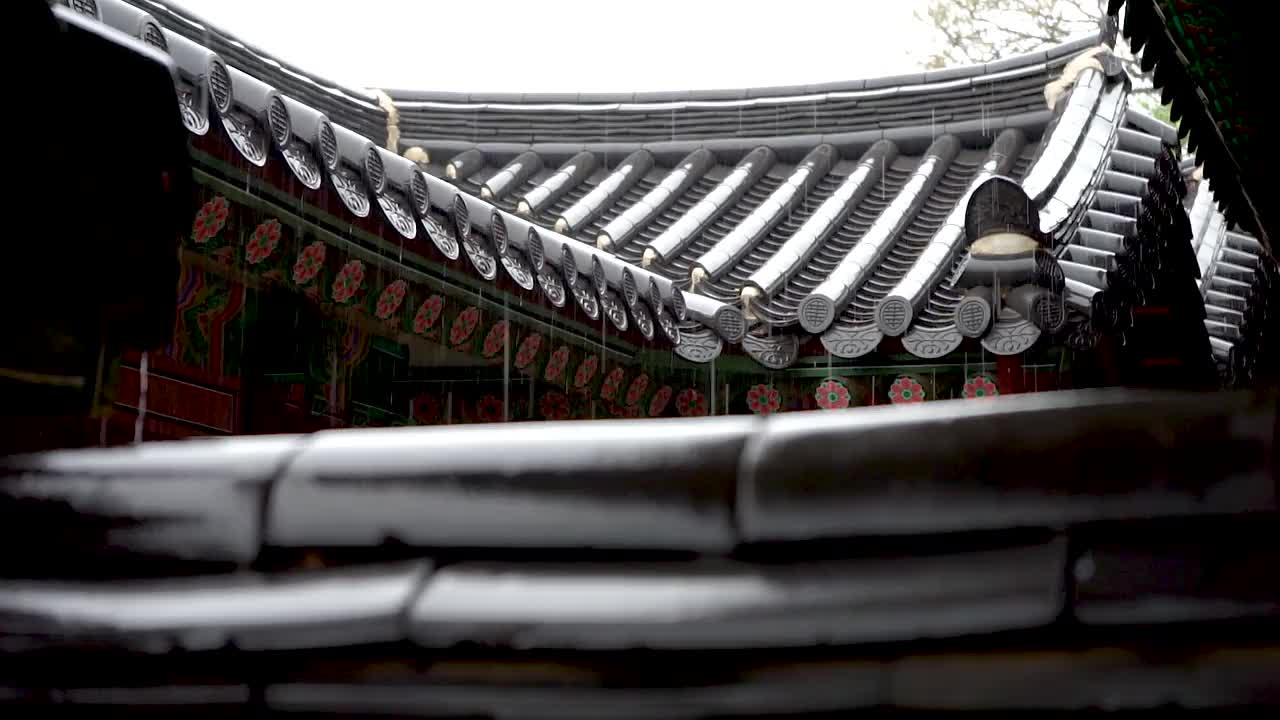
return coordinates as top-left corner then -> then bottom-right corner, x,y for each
2,390 -> 1274,656
3,389 -> 1271,567
79,0 -> 1190,369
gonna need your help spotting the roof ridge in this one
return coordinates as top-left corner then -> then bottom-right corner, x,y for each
128,0 -> 378,106
129,0 -> 1096,112
387,34 -> 1102,107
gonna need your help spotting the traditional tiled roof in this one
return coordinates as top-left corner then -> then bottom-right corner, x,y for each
79,0 -> 1189,369
1108,0 -> 1272,251
1187,180 -> 1278,386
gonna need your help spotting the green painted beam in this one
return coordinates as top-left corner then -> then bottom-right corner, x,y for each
190,158 -> 642,365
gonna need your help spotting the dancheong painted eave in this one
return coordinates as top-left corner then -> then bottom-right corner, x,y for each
77,0 -> 1208,370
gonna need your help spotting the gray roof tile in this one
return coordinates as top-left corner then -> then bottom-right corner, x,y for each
864,71 -> 926,90
1,435 -> 304,576
408,541 -> 1065,650
268,418 -> 752,551
103,2 -> 1171,369
739,390 -> 1273,541
985,50 -> 1051,75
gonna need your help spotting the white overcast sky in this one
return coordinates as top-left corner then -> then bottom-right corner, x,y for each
168,0 -> 943,93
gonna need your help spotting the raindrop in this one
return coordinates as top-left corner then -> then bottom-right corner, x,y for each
709,360 -> 717,416
502,302 -> 511,422
133,352 -> 149,444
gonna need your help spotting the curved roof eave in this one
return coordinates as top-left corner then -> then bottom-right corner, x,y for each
134,0 -> 1100,150
82,0 -> 741,364
1107,0 -> 1271,253
128,0 -> 387,139
93,0 -> 1154,370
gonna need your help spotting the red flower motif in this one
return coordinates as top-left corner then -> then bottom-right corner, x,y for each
604,399 -> 643,418
514,333 -> 543,369
624,374 -> 650,406
599,367 -> 626,401
292,241 -> 326,285
544,346 -> 570,383
412,393 -> 440,425
676,388 -> 708,417
413,295 -> 445,335
889,375 -> 926,404
747,383 -> 782,415
481,321 -> 509,358
476,394 -> 504,423
963,374 -> 999,399
374,280 -> 409,320
192,195 -> 229,244
649,386 -> 674,417
573,355 -> 599,388
815,379 -> 850,410
245,219 -> 282,265
450,306 -> 481,346
332,259 -> 366,303
539,391 -> 571,420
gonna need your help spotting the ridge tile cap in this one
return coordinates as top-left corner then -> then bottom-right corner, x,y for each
865,71 -> 926,90
985,50 -> 1050,75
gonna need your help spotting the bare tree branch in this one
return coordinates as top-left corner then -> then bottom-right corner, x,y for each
917,0 -> 1159,97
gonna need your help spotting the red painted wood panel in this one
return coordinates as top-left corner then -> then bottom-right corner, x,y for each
121,348 -> 243,392
104,411 -> 211,444
116,365 -> 237,434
